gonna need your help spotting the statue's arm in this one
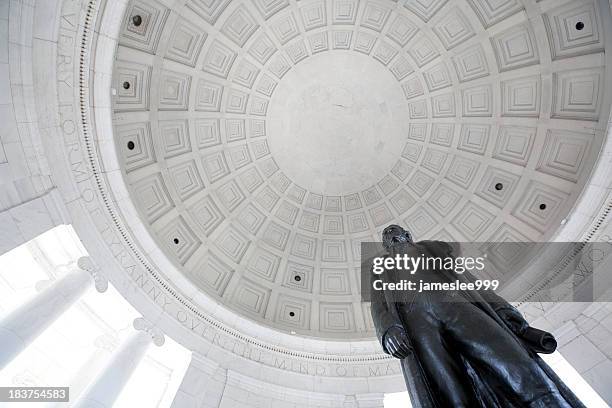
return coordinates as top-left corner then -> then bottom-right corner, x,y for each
432,240 -> 516,310
369,260 -> 404,354
477,285 -> 530,334
370,298 -> 403,354
441,241 -> 529,332
431,240 -> 527,322
480,289 -> 515,312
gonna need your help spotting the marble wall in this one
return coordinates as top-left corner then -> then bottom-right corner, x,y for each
0,0 -> 68,254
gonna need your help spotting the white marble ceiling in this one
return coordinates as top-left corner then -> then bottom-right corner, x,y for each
111,0 -> 611,338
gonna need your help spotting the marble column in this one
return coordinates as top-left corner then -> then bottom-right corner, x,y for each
0,256 -> 106,369
64,333 -> 119,405
73,318 -> 165,408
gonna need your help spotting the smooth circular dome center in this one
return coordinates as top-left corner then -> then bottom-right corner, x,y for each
268,52 -> 409,195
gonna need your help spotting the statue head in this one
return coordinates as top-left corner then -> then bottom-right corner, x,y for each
382,225 -> 413,251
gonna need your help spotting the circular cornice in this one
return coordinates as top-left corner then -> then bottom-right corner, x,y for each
106,0 -> 612,339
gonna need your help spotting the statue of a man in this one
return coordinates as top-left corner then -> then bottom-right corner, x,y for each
370,225 -> 584,408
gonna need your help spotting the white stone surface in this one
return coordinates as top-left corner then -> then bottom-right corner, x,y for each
268,52 -> 409,195
3,0 -> 612,404
73,318 -> 163,408
0,266 -> 92,369
104,0 -> 612,341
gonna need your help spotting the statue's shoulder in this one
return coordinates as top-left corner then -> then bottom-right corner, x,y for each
415,239 -> 448,248
415,240 -> 453,256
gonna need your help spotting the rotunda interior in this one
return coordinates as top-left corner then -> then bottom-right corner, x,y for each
1,0 -> 612,407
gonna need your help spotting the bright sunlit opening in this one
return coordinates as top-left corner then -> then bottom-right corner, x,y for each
384,391 -> 411,407
0,225 -> 192,407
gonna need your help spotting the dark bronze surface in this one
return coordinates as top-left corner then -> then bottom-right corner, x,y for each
371,225 -> 585,408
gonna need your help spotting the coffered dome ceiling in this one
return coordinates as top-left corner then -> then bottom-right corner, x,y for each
111,0 -> 612,338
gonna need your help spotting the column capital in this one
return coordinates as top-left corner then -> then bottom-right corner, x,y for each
78,256 -> 108,293
133,317 -> 165,346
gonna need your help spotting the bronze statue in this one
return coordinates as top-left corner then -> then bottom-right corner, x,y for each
370,225 -> 584,408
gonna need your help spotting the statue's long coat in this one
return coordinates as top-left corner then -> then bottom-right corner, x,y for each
370,240 -> 585,408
